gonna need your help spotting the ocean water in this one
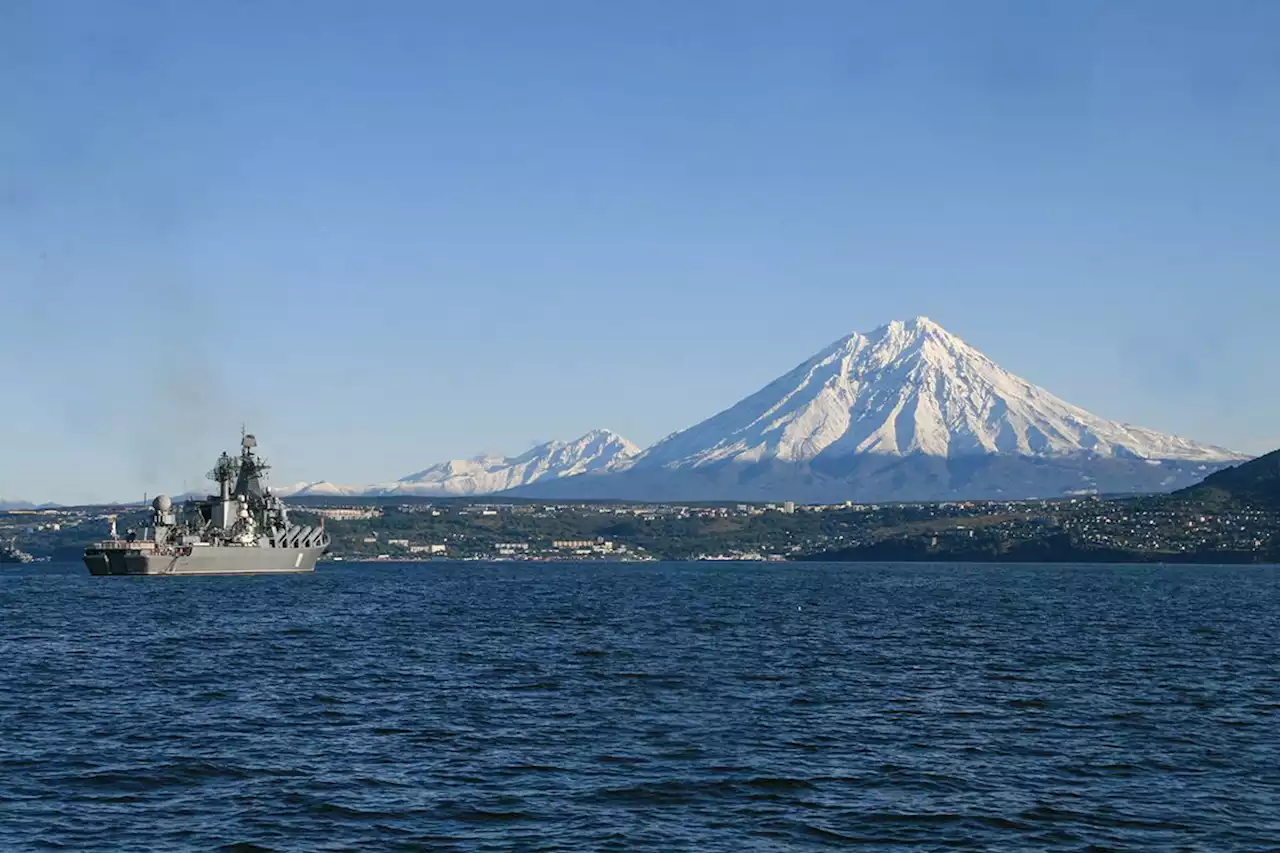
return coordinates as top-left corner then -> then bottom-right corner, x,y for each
2,561 -> 1279,852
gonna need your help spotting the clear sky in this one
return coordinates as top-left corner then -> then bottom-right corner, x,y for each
2,0 -> 1278,503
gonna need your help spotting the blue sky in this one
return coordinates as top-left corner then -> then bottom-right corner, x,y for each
2,0 -> 1278,503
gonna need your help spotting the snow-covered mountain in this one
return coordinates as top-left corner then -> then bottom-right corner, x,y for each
272,430 -> 640,499
513,318 -> 1247,502
273,481 -> 366,498
371,429 -> 639,496
642,317 -> 1240,466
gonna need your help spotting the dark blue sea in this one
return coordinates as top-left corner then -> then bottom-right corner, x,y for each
3,561 -> 1279,851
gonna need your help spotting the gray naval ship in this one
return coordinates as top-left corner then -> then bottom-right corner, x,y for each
84,433 -> 329,576
1,538 -> 35,564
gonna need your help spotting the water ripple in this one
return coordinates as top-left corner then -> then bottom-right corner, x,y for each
2,560 -> 1279,850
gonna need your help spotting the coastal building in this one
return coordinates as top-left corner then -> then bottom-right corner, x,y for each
312,507 -> 382,521
495,543 -> 530,553
408,544 -> 446,554
552,538 -> 616,554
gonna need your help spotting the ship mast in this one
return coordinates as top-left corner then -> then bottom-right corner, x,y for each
208,451 -> 239,501
234,431 -> 270,505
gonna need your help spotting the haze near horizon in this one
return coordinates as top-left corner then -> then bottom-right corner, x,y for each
2,1 -> 1278,504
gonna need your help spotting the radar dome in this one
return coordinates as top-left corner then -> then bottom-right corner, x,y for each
152,494 -> 172,512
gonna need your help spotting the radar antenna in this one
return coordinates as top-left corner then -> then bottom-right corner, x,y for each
207,451 -> 240,485
234,428 -> 270,503
239,432 -> 268,475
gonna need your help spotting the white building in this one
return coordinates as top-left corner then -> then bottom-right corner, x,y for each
408,544 -> 447,554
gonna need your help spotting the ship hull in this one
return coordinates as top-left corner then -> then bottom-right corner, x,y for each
84,546 -> 324,576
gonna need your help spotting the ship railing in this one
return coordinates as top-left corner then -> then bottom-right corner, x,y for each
96,540 -> 157,551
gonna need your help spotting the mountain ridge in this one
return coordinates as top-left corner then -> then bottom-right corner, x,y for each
275,429 -> 639,498
25,319 -> 1244,506
511,317 -> 1244,502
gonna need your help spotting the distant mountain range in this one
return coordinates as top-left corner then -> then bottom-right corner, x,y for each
0,497 -> 66,510
273,429 -> 640,498
268,317 -> 1245,504
511,317 -> 1246,502
7,318 -> 1253,507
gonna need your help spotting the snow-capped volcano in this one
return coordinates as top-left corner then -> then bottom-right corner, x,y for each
370,429 -> 640,497
640,317 -> 1241,469
514,318 -> 1245,502
232,320 -> 1246,504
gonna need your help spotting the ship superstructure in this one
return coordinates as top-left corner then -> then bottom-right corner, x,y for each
84,432 -> 329,576
1,538 -> 34,564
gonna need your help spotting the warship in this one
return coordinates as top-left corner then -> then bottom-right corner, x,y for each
84,432 -> 329,576
1,538 -> 35,564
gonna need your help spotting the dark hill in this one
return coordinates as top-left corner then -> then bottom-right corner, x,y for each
1175,448 -> 1280,507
